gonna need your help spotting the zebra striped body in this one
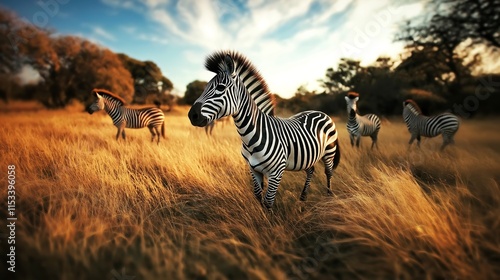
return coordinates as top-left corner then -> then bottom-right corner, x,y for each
403,100 -> 459,150
345,94 -> 381,148
87,89 -> 165,143
188,51 -> 340,210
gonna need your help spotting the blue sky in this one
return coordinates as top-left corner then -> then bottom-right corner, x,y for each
2,0 -> 424,98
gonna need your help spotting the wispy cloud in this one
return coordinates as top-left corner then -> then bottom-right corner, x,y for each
86,25 -> 116,41
101,0 -> 424,95
120,25 -> 168,45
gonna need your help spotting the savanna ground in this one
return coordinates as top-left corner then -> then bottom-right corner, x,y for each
0,101 -> 499,280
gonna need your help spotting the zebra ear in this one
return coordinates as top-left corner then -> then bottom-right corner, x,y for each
223,54 -> 235,76
355,97 -> 359,102
95,92 -> 102,98
344,96 -> 349,102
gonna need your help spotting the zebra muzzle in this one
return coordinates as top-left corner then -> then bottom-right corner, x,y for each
86,106 -> 95,114
188,102 -> 209,127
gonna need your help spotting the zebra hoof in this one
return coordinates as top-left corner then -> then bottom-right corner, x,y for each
327,189 -> 333,196
299,194 -> 307,201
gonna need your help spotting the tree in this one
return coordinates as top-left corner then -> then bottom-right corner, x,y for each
118,53 -> 173,104
0,8 -> 135,107
0,9 -> 24,74
183,80 -> 207,105
437,0 -> 500,48
395,0 -> 499,96
35,36 -> 134,107
319,58 -> 362,93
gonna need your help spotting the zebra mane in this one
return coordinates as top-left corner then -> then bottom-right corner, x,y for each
205,50 -> 275,116
347,91 -> 359,99
404,99 -> 422,114
92,88 -> 126,106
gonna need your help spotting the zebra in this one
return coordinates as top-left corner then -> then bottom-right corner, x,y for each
344,92 -> 381,149
86,88 -> 165,143
402,99 -> 460,150
188,51 -> 341,211
205,116 -> 231,136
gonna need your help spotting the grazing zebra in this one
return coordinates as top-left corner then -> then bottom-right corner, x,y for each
87,88 -> 165,143
402,99 -> 460,150
344,92 -> 381,149
188,51 -> 341,211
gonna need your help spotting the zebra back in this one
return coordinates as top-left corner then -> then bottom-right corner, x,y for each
92,88 -> 126,105
403,100 -> 460,138
121,107 -> 165,129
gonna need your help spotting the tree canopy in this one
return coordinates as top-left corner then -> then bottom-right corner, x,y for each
183,80 -> 207,105
118,53 -> 173,104
0,8 -> 174,108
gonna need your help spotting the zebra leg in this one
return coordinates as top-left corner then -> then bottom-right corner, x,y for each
152,126 -> 161,143
440,133 -> 453,151
149,127 -> 156,142
155,127 -> 161,144
322,154 -> 334,196
117,127 -> 126,141
408,134 -> 417,148
300,167 -> 315,201
249,168 -> 264,203
370,132 -> 379,149
416,135 -> 421,148
349,134 -> 354,147
355,136 -> 361,148
263,168 -> 285,210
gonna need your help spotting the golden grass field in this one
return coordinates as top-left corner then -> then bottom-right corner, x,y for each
1,102 -> 499,279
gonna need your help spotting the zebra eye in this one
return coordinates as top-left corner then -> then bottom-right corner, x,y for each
215,84 -> 226,92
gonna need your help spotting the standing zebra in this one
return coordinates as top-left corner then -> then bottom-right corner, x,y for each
344,92 -> 381,149
188,51 -> 341,211
87,89 -> 165,143
402,99 -> 460,150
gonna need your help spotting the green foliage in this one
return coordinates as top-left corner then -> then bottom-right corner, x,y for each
0,8 -> 176,108
183,80 -> 208,105
319,58 -> 362,93
118,53 -> 174,104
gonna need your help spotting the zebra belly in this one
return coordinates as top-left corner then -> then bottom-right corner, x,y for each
242,148 -> 286,175
284,138 -> 323,171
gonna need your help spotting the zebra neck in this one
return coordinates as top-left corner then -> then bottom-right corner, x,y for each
347,109 -> 358,123
232,88 -> 268,148
103,99 -> 121,123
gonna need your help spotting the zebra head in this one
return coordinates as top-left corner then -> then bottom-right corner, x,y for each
86,91 -> 105,114
345,92 -> 359,116
188,54 -> 239,127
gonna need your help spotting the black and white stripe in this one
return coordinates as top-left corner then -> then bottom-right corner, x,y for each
188,51 -> 340,210
345,94 -> 381,149
402,99 -> 459,150
87,89 -> 165,143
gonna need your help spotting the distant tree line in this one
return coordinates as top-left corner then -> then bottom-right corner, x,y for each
180,0 -> 499,117
0,8 -> 174,109
1,0 -> 499,117
276,0 -> 500,117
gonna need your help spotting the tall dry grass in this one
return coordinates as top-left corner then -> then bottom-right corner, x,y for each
0,106 -> 499,279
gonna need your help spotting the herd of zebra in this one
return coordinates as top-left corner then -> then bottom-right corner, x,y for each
86,50 -> 460,211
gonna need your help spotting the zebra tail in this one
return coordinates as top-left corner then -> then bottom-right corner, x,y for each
161,121 -> 165,138
333,141 -> 341,170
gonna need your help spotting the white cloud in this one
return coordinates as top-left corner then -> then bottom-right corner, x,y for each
137,34 -> 169,45
102,0 -> 425,97
89,25 -> 116,41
